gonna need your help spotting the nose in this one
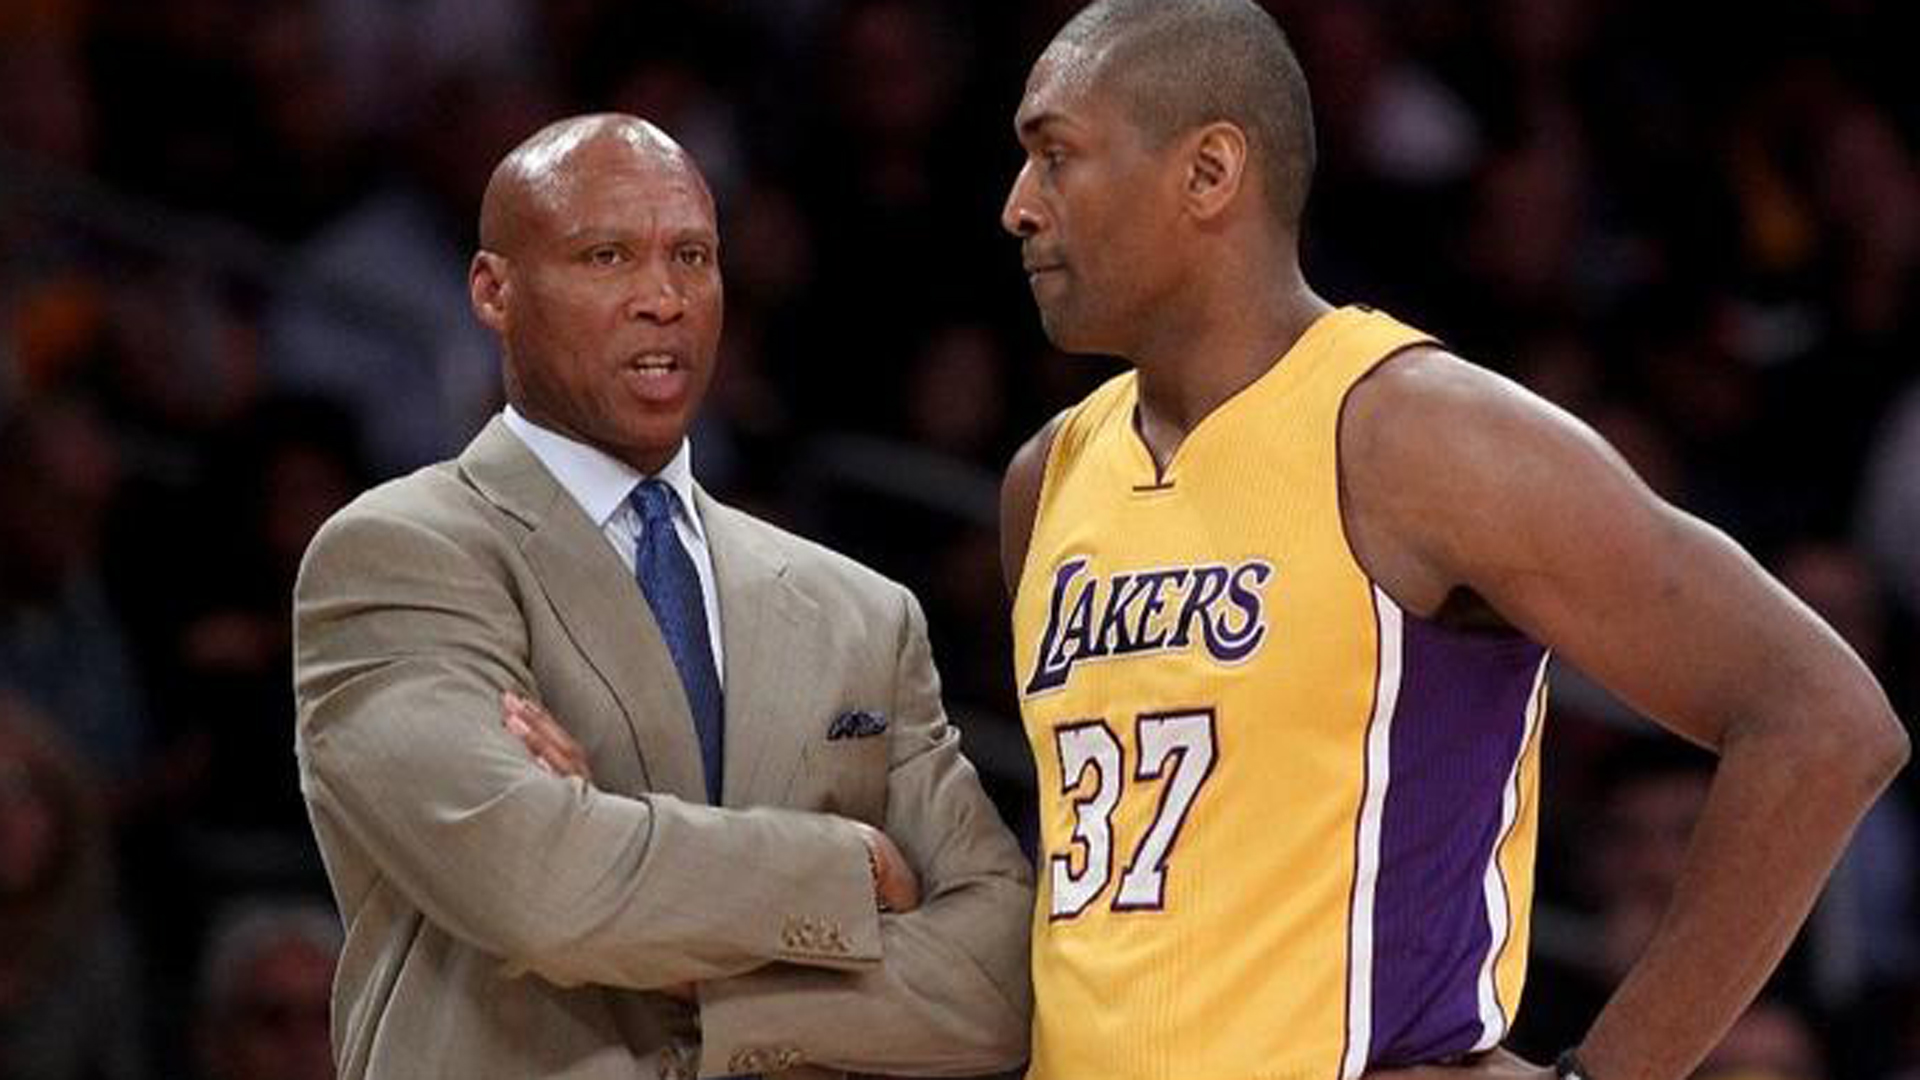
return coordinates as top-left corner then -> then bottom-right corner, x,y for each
1001,162 -> 1043,238
625,257 -> 687,323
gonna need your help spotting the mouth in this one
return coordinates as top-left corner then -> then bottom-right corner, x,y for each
1024,262 -> 1066,291
620,351 -> 692,402
625,350 -> 684,373
1022,247 -> 1065,277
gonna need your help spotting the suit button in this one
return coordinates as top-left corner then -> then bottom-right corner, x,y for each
658,1045 -> 695,1080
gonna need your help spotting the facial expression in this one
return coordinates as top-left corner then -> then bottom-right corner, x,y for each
475,129 -> 722,475
210,939 -> 337,1080
1002,45 -> 1180,357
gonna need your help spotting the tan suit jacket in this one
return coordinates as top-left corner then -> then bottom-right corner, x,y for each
294,418 -> 1033,1079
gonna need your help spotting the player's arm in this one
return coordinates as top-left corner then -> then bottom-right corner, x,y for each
1001,411 -> 1067,595
1342,349 -> 1909,1080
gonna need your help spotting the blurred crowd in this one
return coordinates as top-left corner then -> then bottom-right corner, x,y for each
0,0 -> 1914,1077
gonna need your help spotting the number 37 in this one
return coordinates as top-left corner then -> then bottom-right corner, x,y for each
1049,709 -> 1217,919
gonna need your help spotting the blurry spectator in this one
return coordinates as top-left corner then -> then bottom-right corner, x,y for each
1773,540 -> 1919,1077
906,323 -> 1011,464
787,0 -> 999,434
1890,990 -> 1920,1080
1863,382 -> 1920,620
1694,998 -> 1827,1080
0,397 -> 150,787
262,63 -> 553,475
94,398 -> 363,1067
602,53 -> 748,208
321,0 -> 535,111
1510,737 -> 1715,1058
162,396 -> 368,839
0,23 -> 95,171
1808,97 -> 1919,349
84,0 -> 365,240
0,692 -> 146,1080
192,899 -> 339,1080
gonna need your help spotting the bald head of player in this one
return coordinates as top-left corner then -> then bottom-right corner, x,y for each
469,114 -> 723,476
1002,0 -> 1319,360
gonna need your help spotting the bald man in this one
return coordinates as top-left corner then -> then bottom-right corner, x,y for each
293,115 -> 1033,1080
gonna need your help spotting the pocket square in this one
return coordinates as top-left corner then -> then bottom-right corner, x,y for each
827,709 -> 888,740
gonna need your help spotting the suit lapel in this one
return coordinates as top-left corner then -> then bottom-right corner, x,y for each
698,489 -> 820,807
460,419 -> 707,802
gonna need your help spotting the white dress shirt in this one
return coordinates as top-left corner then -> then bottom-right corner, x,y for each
502,406 -> 725,681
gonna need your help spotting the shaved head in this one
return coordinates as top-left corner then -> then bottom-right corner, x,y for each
467,112 -> 725,476
478,113 -> 710,254
1050,0 -> 1315,227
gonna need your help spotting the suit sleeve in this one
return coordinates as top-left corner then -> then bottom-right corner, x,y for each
294,503 -> 882,992
695,588 -> 1035,1077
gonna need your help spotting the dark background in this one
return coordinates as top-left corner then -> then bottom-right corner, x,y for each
1,0 -> 1916,1077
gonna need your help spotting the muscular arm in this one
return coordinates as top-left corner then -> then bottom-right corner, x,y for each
294,501 -> 881,991
1343,350 -> 1909,1080
1001,411 -> 1066,595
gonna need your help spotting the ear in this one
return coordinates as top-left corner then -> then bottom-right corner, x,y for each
469,251 -> 511,333
1181,121 -> 1249,222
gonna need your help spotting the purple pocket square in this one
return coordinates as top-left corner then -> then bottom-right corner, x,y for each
827,710 -> 888,740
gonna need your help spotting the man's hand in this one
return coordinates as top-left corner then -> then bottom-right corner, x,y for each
849,820 -> 922,914
501,693 -> 698,1000
1367,1048 -> 1549,1080
502,691 -> 591,781
501,690 -> 923,912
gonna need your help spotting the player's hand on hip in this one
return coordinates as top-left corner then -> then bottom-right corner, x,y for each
1367,1047 -> 1549,1080
849,820 -> 922,913
502,691 -> 593,781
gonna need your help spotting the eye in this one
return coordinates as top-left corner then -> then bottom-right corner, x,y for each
1041,147 -> 1067,172
585,244 -> 627,267
675,244 -> 713,268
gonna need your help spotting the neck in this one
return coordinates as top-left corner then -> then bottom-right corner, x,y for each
1129,259 -> 1329,469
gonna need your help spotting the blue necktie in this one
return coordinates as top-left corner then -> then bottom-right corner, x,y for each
630,480 -> 725,804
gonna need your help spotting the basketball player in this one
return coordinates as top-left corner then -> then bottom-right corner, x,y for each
997,3 -> 1908,1079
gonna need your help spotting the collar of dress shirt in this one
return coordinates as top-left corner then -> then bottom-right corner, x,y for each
501,406 -> 706,543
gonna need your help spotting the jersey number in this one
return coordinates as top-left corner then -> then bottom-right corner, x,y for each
1050,709 -> 1217,918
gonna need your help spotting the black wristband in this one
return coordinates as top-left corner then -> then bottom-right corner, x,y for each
1555,1049 -> 1595,1080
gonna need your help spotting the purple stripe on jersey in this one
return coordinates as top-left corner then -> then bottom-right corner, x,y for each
1368,612 -> 1546,1066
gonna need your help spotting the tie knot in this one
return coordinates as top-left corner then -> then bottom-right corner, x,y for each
631,479 -> 678,527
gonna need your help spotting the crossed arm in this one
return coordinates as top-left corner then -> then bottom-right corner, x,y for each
296,502 -> 1032,1076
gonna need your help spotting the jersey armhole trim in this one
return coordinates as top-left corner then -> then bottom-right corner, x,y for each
1332,338 -> 1442,617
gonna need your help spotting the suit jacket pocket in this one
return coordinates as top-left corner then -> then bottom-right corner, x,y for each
793,732 -> 889,824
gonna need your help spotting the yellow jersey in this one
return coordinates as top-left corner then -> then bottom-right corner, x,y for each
1012,306 -> 1550,1080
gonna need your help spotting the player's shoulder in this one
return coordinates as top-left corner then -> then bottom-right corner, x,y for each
1004,370 -> 1133,498
1340,341 -> 1635,569
1351,344 -> 1510,412
1343,344 -> 1581,472
1005,408 -> 1070,492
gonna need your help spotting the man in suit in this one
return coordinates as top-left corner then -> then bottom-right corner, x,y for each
292,113 -> 1034,1080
